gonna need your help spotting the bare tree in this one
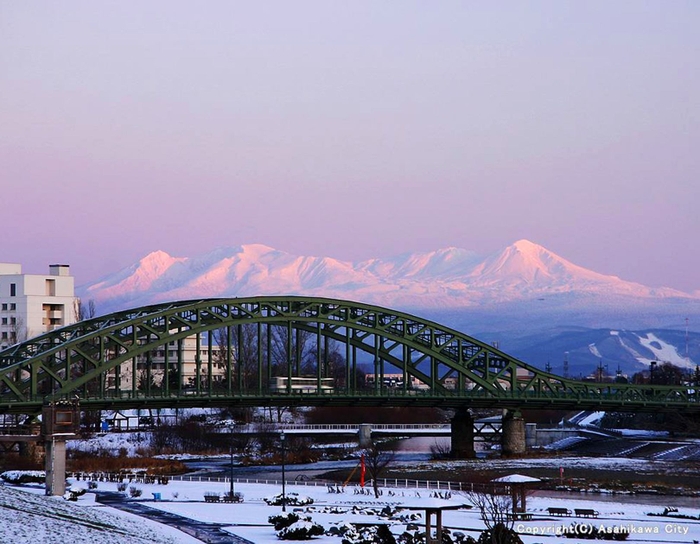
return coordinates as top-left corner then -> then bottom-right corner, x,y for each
305,342 -> 349,387
73,298 -> 96,322
214,325 -> 263,390
467,484 -> 513,530
466,484 -> 524,544
269,325 -> 313,376
9,315 -> 27,345
363,442 -> 396,498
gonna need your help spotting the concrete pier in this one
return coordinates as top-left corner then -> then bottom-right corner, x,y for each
45,436 -> 69,496
358,423 -> 372,448
42,401 -> 79,496
501,410 -> 526,456
450,409 -> 476,458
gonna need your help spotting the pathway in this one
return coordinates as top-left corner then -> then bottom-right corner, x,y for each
95,491 -> 254,544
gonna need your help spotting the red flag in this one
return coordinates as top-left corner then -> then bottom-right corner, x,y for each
360,454 -> 366,487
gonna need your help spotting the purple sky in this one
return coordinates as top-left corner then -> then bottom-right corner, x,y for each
1,2 -> 698,292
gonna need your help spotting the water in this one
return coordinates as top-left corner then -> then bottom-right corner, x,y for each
534,489 -> 700,509
184,451 -> 433,481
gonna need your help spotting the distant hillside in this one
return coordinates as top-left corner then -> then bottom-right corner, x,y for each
494,327 -> 700,378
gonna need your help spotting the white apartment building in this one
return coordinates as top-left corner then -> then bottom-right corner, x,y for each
108,336 -> 229,391
0,263 -> 78,349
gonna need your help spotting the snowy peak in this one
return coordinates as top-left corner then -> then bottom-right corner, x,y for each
78,240 -> 697,313
84,250 -> 186,296
471,240 -> 595,286
359,247 -> 481,281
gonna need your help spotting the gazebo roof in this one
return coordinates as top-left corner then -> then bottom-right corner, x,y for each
492,474 -> 541,484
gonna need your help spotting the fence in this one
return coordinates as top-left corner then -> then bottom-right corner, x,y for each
170,474 -> 473,492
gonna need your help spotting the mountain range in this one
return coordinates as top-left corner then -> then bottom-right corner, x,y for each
79,239 -> 696,311
78,240 -> 700,375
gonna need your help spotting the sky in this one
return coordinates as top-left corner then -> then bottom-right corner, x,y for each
1,2 -> 699,292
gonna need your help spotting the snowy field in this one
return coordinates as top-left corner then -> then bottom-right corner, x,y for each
3,475 -> 700,544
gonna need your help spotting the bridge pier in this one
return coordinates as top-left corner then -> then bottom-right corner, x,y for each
358,423 -> 372,448
450,409 -> 475,459
42,401 -> 79,496
45,437 -> 69,496
501,410 -> 526,457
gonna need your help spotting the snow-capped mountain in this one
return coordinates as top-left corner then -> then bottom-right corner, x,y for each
79,239 -> 696,317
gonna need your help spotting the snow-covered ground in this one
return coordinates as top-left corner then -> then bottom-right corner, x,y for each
0,482 -> 199,544
3,474 -> 700,544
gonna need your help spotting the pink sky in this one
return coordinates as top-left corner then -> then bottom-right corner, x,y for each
1,2 -> 698,292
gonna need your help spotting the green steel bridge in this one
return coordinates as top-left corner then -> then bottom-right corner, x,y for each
0,296 -> 697,415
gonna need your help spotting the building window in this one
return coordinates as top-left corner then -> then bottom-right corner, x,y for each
1,304 -> 6,311
1,332 -> 6,340
1,318 -> 6,325
9,304 -> 15,311
9,283 -> 16,297
10,317 -> 16,325
46,279 -> 56,296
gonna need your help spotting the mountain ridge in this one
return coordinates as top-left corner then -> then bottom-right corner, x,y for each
78,240 -> 696,317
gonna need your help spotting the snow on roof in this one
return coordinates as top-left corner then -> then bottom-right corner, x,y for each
491,473 -> 541,483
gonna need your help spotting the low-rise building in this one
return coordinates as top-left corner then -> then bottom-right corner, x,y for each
106,335 -> 230,391
0,263 -> 78,349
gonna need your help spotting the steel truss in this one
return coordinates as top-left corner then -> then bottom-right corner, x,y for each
0,296 -> 696,414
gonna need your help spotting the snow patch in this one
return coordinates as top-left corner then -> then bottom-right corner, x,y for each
588,343 -> 602,358
635,333 -> 694,368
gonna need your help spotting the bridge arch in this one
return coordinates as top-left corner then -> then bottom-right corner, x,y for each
0,296 -> 696,414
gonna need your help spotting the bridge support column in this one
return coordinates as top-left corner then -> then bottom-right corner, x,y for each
19,421 -> 43,463
450,409 -> 475,459
45,437 -> 68,496
525,423 -> 538,448
358,424 -> 372,449
501,410 -> 526,457
42,401 -> 79,496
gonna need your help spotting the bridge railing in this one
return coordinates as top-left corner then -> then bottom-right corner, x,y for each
271,423 -> 452,431
1,381 -> 697,413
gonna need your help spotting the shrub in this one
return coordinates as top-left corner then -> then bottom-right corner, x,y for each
344,524 -> 397,544
117,483 -> 127,492
129,486 -> 143,498
204,491 -> 220,502
0,471 -> 45,485
263,492 -> 314,507
65,487 -> 87,502
398,528 -> 476,544
87,481 -> 98,490
562,524 -> 629,541
476,524 -> 523,544
277,520 -> 325,540
269,512 -> 300,531
224,491 -> 244,502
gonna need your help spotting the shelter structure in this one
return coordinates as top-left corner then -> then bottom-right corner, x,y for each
491,473 -> 540,514
399,499 -> 469,544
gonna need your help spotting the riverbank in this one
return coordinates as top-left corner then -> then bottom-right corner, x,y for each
318,454 -> 700,496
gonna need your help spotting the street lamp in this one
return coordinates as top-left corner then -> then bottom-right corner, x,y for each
229,426 -> 235,501
280,431 -> 287,511
650,361 -> 657,385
